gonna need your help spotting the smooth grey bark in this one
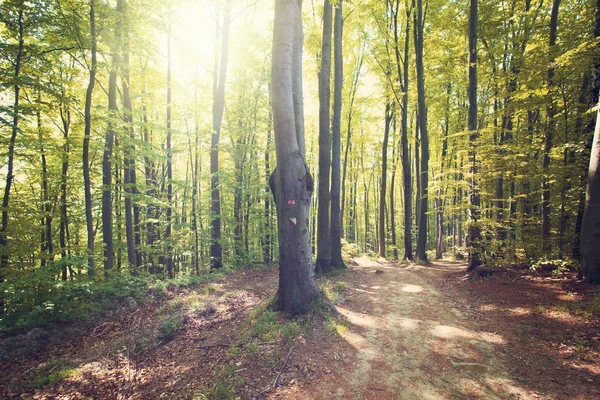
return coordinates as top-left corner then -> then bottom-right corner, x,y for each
316,0 -> 333,274
414,0 -> 429,261
581,105 -> 600,284
83,0 -> 97,277
270,0 -> 324,315
330,0 -> 345,269
210,2 -> 230,270
466,0 -> 482,272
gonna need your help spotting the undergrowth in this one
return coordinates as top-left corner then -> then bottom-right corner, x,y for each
0,269 -> 227,334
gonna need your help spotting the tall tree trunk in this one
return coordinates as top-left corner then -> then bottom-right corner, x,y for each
414,0 -> 429,261
103,12 -> 120,277
0,8 -> 23,310
581,103 -> 600,283
121,1 -> 140,273
466,0 -> 483,272
165,28 -> 174,278
270,0 -> 324,315
390,115 -> 399,260
330,0 -> 345,269
379,103 -> 393,258
579,0 -> 600,282
542,0 -> 561,252
316,0 -> 333,274
83,0 -> 97,277
210,2 -> 230,270
59,104 -> 71,280
264,87 -> 273,264
341,40 -> 364,238
37,98 -> 53,270
436,82 -> 451,259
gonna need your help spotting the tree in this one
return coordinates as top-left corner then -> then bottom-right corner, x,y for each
414,0 -> 429,261
541,0 -> 561,251
580,0 -> 600,284
83,0 -> 97,277
316,0 -> 333,274
466,0 -> 482,272
330,0 -> 345,269
581,101 -> 600,284
270,0 -> 323,315
210,1 -> 231,270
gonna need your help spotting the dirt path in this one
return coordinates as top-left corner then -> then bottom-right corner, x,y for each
290,257 -> 599,400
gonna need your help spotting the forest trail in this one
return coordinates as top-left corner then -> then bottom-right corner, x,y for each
298,258 -> 526,399
1,257 -> 599,399
294,257 -> 599,399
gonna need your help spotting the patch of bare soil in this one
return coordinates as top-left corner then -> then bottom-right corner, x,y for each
1,259 -> 599,399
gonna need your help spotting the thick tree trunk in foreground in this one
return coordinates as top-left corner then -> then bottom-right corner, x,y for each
330,0 -> 345,269
270,0 -> 323,315
316,0 -> 333,274
581,104 -> 600,284
580,0 -> 600,284
210,2 -> 230,270
466,0 -> 483,272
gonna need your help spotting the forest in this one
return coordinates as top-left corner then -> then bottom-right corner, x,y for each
1,0 -> 600,398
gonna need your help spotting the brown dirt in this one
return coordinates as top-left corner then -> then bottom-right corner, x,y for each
1,258 -> 599,399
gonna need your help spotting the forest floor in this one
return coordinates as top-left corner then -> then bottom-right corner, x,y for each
1,257 -> 599,399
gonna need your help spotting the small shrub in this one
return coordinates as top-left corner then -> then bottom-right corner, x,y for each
157,316 -> 179,340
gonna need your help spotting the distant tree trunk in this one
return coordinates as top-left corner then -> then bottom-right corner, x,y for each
165,28 -> 174,278
379,102 -> 393,258
270,0 -> 323,315
330,0 -> 345,269
316,0 -> 333,274
341,40 -> 364,238
466,0 -> 482,272
59,104 -> 71,280
82,0 -> 97,277
142,100 -> 157,274
541,0 -> 561,252
436,83 -> 451,259
121,3 -> 140,273
400,8 -> 413,261
37,97 -> 53,269
263,88 -> 273,264
414,0 -> 429,261
103,16 -> 120,277
210,2 -> 230,270
390,115 -> 399,260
